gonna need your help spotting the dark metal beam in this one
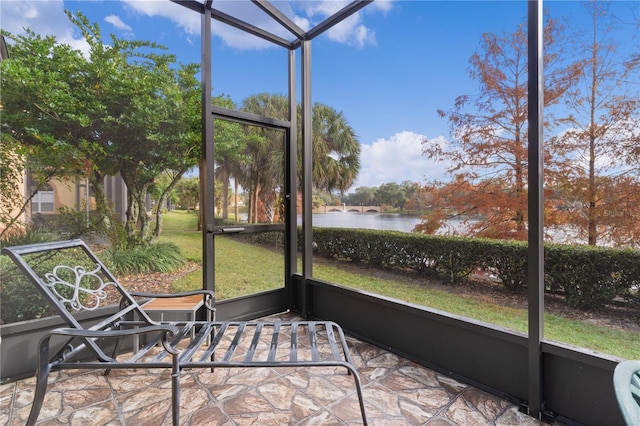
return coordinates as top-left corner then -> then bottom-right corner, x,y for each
201,4 -> 215,295
170,0 -> 204,15
0,35 -> 10,61
286,48 -> 298,305
527,0 -> 545,420
251,0 -> 306,41
305,0 -> 373,41
301,40 -> 313,318
212,105 -> 290,129
211,8 -> 294,49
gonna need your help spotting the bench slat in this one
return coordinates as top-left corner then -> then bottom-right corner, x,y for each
326,323 -> 343,361
290,323 -> 298,362
223,323 -> 246,362
244,322 -> 263,363
267,322 -> 281,362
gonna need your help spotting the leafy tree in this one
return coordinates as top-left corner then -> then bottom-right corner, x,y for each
404,186 -> 431,212
175,178 -> 200,210
422,16 -> 577,240
347,186 -> 378,206
593,176 -> 640,247
72,15 -> 177,242
376,182 -> 404,209
312,189 -> 340,208
399,181 -> 420,211
0,27 -> 99,238
1,12 -> 202,244
150,63 -> 201,238
549,1 -> 640,246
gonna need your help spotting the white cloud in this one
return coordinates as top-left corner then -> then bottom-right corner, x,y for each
123,0 -> 200,35
0,0 -> 90,55
123,0 -> 277,50
371,0 -> 393,13
326,13 -> 375,48
123,0 -> 387,50
1,0 -> 391,53
352,131 -> 451,189
302,1 -> 380,48
104,14 -> 133,33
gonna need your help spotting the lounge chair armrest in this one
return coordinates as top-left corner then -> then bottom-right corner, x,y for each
41,324 -> 181,363
50,324 -> 180,339
128,289 -> 214,300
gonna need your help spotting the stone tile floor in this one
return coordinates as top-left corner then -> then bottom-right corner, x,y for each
1,313 -> 553,425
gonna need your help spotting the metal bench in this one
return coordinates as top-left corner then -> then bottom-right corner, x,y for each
2,239 -> 367,425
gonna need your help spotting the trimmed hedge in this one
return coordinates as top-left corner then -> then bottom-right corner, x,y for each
233,227 -> 639,311
307,228 -> 640,311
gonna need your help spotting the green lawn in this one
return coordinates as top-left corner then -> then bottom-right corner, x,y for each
158,210 -> 284,299
158,210 -> 640,359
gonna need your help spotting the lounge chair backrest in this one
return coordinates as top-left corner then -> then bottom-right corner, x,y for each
1,239 -> 155,360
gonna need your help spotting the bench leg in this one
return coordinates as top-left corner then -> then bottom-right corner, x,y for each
27,337 -> 53,426
346,365 -> 368,425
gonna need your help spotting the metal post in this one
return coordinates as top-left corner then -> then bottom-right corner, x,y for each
527,0 -> 544,419
85,178 -> 90,228
286,48 -> 298,302
201,2 -> 215,295
301,40 -> 313,317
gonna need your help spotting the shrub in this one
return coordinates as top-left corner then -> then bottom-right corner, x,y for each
103,241 -> 184,275
310,228 -> 480,285
1,226 -> 65,323
544,245 -> 639,309
0,257 -> 53,324
479,239 -> 528,291
293,227 -> 640,311
0,224 -> 60,249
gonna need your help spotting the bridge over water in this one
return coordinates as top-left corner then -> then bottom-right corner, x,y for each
314,205 -> 382,213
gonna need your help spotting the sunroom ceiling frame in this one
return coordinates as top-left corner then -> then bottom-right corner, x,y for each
172,0 -> 373,49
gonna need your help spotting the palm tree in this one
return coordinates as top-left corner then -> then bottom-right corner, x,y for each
237,94 -> 361,222
309,103 -> 360,197
240,94 -> 288,223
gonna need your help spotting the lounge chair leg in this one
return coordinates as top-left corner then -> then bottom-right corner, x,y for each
172,364 -> 181,425
27,337 -> 52,426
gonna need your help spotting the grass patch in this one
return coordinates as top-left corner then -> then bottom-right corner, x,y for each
158,211 -> 284,299
157,210 -> 202,262
159,210 -> 640,359
170,237 -> 284,299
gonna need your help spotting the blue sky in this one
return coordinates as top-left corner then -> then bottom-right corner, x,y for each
2,1 -> 638,189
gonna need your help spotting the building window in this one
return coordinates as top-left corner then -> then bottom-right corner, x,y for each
31,183 -> 54,213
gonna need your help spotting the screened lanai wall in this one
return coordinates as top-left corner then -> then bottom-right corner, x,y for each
174,1 -> 628,425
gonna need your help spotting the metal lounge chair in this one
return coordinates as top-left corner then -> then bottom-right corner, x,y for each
1,239 -> 367,425
613,359 -> 640,426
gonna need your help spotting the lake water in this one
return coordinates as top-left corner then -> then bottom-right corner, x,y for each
300,212 -> 574,242
297,212 -> 473,234
303,212 -> 421,232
